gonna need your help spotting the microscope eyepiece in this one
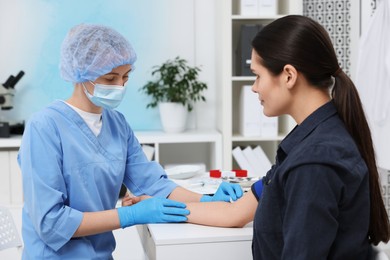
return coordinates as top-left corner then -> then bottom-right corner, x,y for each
3,70 -> 25,89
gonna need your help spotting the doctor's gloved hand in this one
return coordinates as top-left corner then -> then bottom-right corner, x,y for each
117,197 -> 190,228
200,182 -> 243,202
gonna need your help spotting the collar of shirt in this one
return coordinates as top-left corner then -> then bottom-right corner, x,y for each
277,101 -> 338,163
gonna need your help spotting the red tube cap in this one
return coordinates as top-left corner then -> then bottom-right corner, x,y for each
209,169 -> 221,178
233,169 -> 247,177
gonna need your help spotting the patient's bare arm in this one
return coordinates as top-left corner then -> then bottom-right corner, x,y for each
185,190 -> 258,228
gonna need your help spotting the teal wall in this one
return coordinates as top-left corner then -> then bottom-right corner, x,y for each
0,0 -> 195,130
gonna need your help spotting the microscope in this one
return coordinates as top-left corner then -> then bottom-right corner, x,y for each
0,71 -> 25,137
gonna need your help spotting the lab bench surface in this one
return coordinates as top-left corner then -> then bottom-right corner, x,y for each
137,222 -> 253,260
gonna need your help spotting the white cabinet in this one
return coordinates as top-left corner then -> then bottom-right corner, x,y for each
216,0 -> 302,170
137,222 -> 253,260
0,151 -> 11,204
0,137 -> 23,205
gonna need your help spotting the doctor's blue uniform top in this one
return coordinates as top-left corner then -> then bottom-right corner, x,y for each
18,100 -> 177,259
250,101 -> 373,260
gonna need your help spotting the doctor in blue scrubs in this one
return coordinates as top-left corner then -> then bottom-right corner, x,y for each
18,24 -> 242,259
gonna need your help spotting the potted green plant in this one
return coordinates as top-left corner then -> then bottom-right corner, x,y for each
140,56 -> 208,133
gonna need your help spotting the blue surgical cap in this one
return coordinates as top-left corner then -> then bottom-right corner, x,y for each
60,24 -> 137,83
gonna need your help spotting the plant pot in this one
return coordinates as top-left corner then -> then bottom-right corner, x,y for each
159,102 -> 188,133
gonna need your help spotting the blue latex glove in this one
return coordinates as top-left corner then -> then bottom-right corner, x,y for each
117,197 -> 190,228
200,182 -> 243,202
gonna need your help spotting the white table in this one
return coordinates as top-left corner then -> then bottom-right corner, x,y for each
137,173 -> 390,260
137,222 -> 253,260
136,168 -> 255,260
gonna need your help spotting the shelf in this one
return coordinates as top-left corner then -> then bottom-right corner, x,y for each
0,131 -> 222,169
231,14 -> 284,20
0,135 -> 22,149
232,76 -> 256,81
232,134 -> 285,142
134,129 -> 221,144
135,130 -> 223,170
0,130 -> 222,148
218,0 -> 302,169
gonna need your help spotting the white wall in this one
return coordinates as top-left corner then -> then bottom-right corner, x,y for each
0,0 -> 218,131
192,0 -> 218,130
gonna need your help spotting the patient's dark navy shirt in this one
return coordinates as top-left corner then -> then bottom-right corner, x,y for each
251,101 -> 372,260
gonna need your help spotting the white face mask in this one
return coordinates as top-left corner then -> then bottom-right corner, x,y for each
82,81 -> 127,109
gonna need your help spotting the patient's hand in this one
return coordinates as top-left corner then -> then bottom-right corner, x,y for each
121,193 -> 152,206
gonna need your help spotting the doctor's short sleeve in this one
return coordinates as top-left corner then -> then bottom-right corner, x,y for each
122,126 -> 177,198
